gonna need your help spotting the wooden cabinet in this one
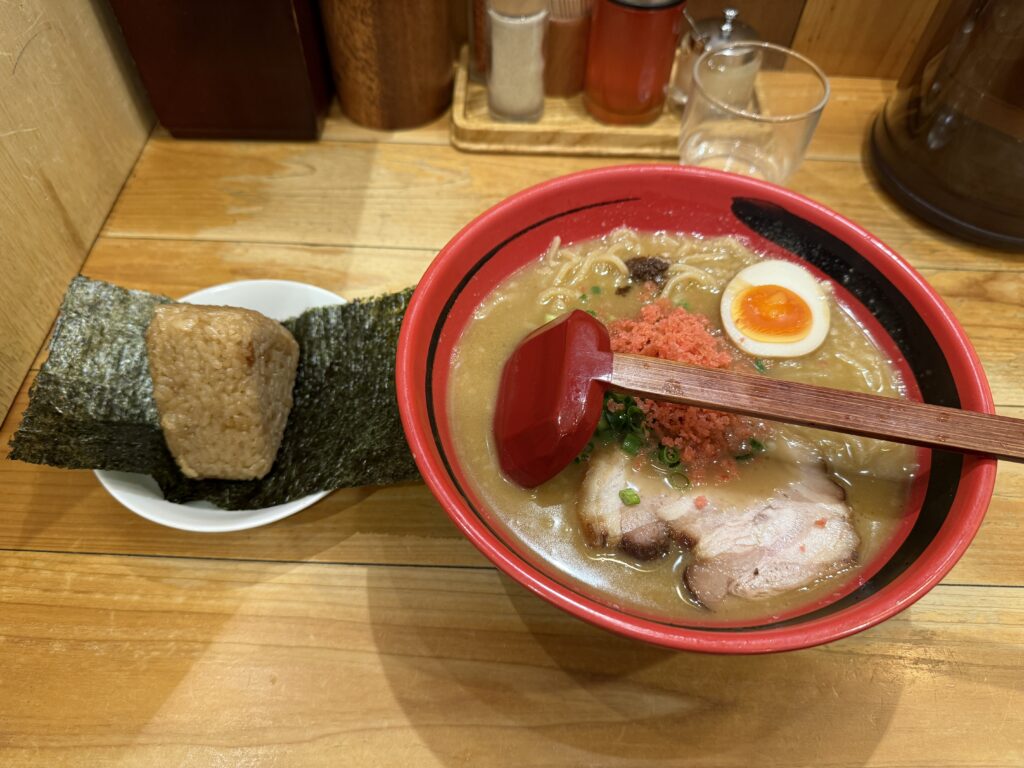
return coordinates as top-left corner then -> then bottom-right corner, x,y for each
106,0 -> 332,139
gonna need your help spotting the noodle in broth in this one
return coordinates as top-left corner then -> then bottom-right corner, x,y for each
448,229 -> 918,622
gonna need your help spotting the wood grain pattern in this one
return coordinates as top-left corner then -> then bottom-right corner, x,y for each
320,0 -> 454,129
101,135 -> 1018,275
103,137 -> 607,249
0,551 -> 1022,767
84,238 -> 434,299
0,0 -> 152,423
611,353 -> 1024,461
792,0 -> 942,78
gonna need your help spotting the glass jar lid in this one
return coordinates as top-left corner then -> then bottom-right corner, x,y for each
693,7 -> 759,47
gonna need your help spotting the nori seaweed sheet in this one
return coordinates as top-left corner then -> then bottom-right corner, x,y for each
155,287 -> 420,508
8,277 -> 177,474
9,277 -> 420,510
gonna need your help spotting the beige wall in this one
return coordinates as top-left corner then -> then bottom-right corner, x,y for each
0,0 -> 152,421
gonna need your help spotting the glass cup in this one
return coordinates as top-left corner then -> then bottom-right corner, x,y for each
678,42 -> 829,184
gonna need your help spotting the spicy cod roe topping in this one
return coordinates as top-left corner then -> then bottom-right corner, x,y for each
607,300 -> 764,480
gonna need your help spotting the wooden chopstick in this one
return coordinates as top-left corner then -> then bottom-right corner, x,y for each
611,353 -> 1024,462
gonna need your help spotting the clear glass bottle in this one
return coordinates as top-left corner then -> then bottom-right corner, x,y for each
487,0 -> 549,122
583,0 -> 685,124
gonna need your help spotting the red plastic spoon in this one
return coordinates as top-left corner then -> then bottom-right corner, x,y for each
493,310 -> 1024,488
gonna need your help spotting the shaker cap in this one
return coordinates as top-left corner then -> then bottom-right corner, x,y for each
489,0 -> 549,15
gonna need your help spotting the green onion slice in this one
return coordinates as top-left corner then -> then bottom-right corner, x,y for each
658,444 -> 681,467
621,433 -> 643,455
619,488 -> 641,506
668,472 -> 691,490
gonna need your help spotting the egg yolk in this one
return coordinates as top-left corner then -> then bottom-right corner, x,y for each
732,284 -> 812,342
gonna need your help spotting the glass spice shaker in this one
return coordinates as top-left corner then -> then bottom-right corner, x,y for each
667,7 -> 759,113
583,0 -> 686,124
544,0 -> 592,97
487,0 -> 549,122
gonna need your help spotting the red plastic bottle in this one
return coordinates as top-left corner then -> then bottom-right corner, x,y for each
584,0 -> 686,124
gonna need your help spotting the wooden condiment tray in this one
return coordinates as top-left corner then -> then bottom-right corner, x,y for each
450,48 -> 681,158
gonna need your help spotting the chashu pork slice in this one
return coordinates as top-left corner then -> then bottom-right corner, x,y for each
576,450 -> 859,608
577,450 -> 672,559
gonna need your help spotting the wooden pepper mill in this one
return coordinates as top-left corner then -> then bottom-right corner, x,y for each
320,0 -> 455,129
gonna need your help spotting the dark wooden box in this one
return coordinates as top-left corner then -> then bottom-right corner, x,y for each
107,0 -> 333,140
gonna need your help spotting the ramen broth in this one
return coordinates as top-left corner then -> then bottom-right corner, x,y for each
447,229 -> 918,622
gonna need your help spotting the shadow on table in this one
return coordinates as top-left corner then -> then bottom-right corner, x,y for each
5,476 -> 474,570
368,568 -> 904,767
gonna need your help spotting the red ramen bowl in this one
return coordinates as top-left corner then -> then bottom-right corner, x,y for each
396,165 -> 995,653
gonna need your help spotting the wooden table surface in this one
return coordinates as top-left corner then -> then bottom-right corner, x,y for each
2,78 -> 1022,767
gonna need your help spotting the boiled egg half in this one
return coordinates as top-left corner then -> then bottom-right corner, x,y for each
720,260 -> 830,358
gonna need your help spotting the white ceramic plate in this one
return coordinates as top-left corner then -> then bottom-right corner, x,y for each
95,279 -> 346,533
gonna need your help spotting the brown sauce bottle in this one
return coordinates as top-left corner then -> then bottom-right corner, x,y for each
544,0 -> 593,97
